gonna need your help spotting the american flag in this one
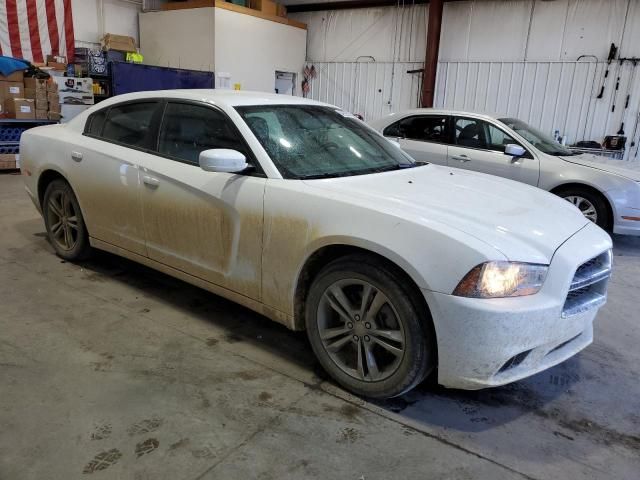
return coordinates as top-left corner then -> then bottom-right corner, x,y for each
0,0 -> 74,63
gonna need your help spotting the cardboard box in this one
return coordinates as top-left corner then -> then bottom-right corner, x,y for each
35,99 -> 48,110
251,0 -> 278,15
276,3 -> 286,17
4,98 -> 35,119
46,54 -> 67,70
24,88 -> 48,101
48,112 -> 62,122
0,71 -> 25,83
49,101 -> 61,113
24,77 -> 48,92
101,33 -> 136,52
47,81 -> 58,93
0,153 -> 19,170
52,76 -> 93,94
36,109 -> 48,120
48,92 -> 60,103
0,82 -> 24,101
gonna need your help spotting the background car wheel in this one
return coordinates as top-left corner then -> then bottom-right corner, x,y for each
43,179 -> 92,261
555,187 -> 611,231
305,254 -> 436,399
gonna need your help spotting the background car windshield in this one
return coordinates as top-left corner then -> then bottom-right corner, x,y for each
498,118 -> 574,156
236,105 -> 415,179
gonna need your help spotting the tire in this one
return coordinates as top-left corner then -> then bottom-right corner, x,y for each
555,186 -> 611,231
305,254 -> 436,399
43,179 -> 92,261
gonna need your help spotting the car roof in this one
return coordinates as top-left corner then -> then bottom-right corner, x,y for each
94,89 -> 336,108
369,108 -> 510,126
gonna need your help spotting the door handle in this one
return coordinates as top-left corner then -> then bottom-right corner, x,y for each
451,154 -> 471,162
142,175 -> 160,188
71,151 -> 83,162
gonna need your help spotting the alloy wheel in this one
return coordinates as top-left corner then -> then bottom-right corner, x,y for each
47,189 -> 79,251
317,279 -> 406,382
565,195 -> 598,223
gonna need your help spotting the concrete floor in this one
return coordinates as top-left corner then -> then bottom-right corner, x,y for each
0,172 -> 639,480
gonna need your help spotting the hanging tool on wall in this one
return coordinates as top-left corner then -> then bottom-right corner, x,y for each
616,57 -> 639,135
596,43 -> 617,99
630,109 -> 640,158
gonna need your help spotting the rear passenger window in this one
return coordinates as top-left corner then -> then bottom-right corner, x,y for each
102,102 -> 158,149
85,109 -> 107,137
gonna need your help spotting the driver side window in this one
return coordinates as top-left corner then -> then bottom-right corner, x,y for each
454,117 -> 522,154
158,103 -> 249,165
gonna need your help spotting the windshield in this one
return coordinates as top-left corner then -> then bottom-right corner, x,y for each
235,105 -> 416,179
498,118 -> 575,156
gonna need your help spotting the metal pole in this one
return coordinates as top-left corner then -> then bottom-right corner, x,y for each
421,0 -> 443,107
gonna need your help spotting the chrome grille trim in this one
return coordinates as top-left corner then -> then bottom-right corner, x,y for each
562,250 -> 612,318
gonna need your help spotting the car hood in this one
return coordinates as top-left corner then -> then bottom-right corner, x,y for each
559,153 -> 640,181
304,165 -> 589,264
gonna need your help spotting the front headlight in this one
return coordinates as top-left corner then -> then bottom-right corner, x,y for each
453,261 -> 548,298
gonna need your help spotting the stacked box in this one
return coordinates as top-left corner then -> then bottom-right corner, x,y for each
5,98 -> 35,119
0,71 -> 25,117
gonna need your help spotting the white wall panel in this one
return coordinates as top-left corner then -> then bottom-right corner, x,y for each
293,5 -> 427,62
466,1 -> 531,61
306,61 -> 423,120
292,0 -> 640,62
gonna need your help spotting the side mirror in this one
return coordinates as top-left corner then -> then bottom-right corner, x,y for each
199,149 -> 248,173
505,144 -> 526,157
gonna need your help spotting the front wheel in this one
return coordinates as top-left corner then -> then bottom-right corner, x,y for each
43,179 -> 92,261
555,187 -> 611,231
305,255 -> 435,399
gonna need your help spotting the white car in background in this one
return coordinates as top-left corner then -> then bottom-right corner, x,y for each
370,109 -> 640,235
20,91 -> 612,398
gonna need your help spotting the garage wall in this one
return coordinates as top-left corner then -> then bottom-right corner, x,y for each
291,0 -> 640,62
72,0 -> 141,47
214,8 -> 307,93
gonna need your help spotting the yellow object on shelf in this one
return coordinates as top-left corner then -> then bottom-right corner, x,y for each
126,52 -> 144,64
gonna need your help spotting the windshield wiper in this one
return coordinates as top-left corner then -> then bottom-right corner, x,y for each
298,172 -> 343,179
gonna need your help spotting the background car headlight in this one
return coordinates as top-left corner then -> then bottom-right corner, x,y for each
453,261 -> 548,298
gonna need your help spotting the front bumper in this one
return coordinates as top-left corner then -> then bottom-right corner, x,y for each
424,222 -> 612,390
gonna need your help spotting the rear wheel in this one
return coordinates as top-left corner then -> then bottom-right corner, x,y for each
43,179 -> 92,261
555,186 -> 611,231
305,255 -> 435,399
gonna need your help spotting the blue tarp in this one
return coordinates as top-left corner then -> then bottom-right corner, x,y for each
0,56 -> 29,77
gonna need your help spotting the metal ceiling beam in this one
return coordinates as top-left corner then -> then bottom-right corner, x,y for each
287,0 -> 461,13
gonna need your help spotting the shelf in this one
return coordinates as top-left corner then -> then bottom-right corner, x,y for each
0,118 -> 58,124
0,142 -> 20,146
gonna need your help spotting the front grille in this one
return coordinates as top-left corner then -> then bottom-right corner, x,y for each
562,250 -> 612,318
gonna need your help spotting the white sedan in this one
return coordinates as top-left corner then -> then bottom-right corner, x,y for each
370,109 -> 640,235
20,91 -> 612,398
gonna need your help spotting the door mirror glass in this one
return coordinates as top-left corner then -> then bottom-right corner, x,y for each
505,143 -> 526,157
199,149 -> 248,173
